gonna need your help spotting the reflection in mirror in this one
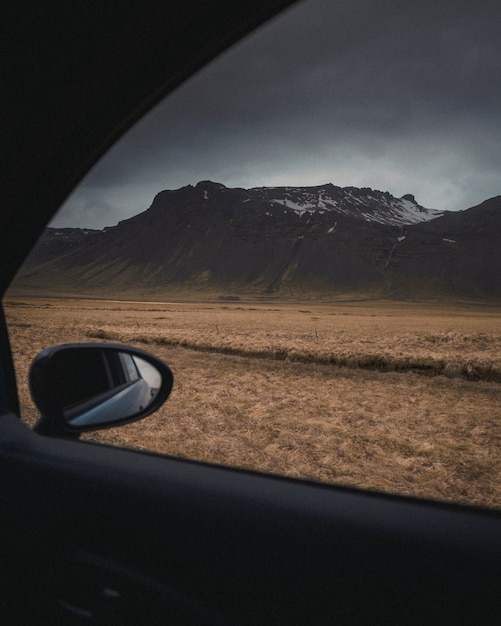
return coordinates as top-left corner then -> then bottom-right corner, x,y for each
61,350 -> 162,427
30,343 -> 173,438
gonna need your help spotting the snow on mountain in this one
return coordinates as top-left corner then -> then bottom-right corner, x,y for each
249,183 -> 444,227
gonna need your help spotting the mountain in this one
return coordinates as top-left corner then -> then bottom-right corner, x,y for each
247,184 -> 443,226
11,182 -> 501,301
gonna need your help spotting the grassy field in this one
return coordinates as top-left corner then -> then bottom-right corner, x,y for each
4,296 -> 501,509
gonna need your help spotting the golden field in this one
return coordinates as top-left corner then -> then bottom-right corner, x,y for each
4,296 -> 501,509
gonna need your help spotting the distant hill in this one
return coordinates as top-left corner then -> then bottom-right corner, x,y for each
11,182 -> 501,301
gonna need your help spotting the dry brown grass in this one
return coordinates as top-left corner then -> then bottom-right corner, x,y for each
4,296 -> 501,509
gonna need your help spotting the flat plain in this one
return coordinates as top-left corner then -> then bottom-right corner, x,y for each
4,296 -> 501,509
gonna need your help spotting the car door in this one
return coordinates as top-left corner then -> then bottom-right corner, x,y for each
2,2 -> 501,624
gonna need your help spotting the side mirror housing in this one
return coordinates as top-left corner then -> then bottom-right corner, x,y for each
29,343 -> 173,439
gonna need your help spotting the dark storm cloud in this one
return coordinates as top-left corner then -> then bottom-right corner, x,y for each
53,0 -> 501,228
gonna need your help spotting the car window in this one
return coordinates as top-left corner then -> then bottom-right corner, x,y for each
5,0 -> 501,509
120,353 -> 141,383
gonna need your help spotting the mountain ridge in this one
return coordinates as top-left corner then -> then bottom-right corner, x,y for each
141,180 -> 443,228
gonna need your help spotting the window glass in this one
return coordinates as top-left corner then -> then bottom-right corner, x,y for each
120,353 -> 140,383
5,0 -> 501,509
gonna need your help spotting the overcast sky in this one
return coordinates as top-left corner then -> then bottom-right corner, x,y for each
52,0 -> 501,229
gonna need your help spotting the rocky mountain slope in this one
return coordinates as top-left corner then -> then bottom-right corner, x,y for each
12,182 -> 501,300
248,184 -> 443,226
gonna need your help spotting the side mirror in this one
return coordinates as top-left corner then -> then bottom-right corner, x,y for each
29,343 -> 173,439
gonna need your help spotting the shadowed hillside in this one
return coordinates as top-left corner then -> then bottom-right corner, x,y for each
11,183 -> 501,301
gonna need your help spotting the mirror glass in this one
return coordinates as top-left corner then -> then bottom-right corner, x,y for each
62,350 -> 162,426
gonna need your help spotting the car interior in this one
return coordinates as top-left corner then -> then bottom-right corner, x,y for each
2,1 -> 501,624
